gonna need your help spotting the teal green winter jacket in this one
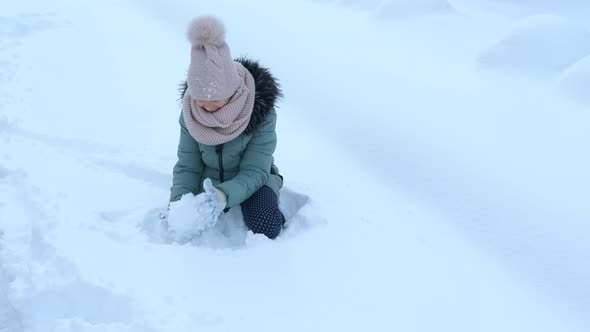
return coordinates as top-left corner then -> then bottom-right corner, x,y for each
170,58 -> 283,208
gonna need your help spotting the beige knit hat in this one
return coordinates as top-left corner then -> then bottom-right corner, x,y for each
186,16 -> 240,101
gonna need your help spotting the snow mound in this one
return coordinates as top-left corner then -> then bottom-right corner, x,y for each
0,264 -> 23,332
478,14 -> 590,76
141,187 -> 311,249
558,55 -> 590,103
486,0 -> 590,10
323,0 -> 453,17
377,0 -> 454,19
338,0 -> 382,10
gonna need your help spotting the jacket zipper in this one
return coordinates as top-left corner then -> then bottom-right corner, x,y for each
216,144 -> 229,213
216,144 -> 224,182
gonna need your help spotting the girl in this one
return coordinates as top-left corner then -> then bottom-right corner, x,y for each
169,16 -> 285,239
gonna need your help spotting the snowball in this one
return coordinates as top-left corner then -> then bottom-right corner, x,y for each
167,193 -> 218,244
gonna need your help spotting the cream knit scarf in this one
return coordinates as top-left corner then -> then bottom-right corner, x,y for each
182,62 -> 255,145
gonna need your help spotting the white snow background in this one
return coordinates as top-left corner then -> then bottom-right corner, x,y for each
1,0 -> 589,331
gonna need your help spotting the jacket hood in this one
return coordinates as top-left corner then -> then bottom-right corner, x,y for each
179,57 -> 283,135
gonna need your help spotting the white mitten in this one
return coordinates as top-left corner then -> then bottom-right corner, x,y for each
191,178 -> 225,231
202,178 -> 227,211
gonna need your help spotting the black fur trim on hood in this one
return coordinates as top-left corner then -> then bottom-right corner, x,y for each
178,57 -> 283,136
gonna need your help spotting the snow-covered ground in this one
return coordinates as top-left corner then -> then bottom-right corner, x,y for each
1,0 -> 589,331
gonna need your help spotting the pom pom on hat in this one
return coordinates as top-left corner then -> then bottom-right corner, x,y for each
187,16 -> 226,47
185,15 -> 239,101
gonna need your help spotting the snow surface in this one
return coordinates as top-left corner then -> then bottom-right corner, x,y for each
559,55 -> 590,102
377,0 -> 454,19
1,0 -> 589,331
478,14 -> 590,76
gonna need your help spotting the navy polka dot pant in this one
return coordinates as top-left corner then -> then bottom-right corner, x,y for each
241,186 -> 285,239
